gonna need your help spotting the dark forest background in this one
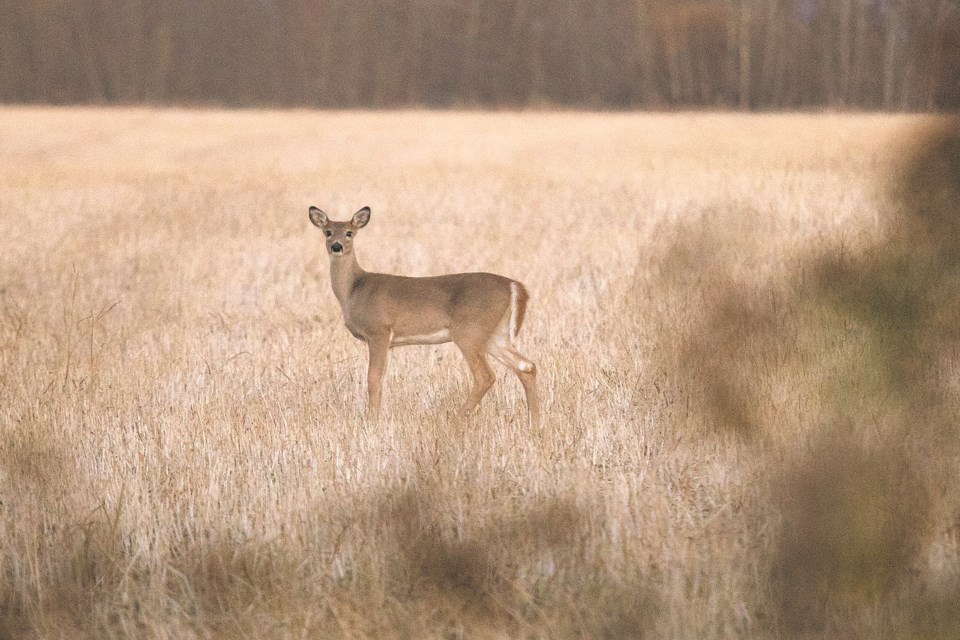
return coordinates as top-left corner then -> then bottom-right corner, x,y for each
1,0 -> 959,110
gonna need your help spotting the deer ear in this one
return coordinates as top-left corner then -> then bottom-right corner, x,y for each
308,206 -> 328,228
351,206 -> 371,228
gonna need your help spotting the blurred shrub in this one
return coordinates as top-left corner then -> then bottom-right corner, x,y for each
672,120 -> 960,636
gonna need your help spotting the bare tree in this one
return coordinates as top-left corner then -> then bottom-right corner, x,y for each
0,0 -> 958,109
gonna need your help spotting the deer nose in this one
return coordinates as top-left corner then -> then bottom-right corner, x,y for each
331,242 -> 343,253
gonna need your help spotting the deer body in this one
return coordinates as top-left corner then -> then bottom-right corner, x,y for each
310,206 -> 540,426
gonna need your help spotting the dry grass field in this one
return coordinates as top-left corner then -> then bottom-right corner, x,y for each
1,108 -> 959,639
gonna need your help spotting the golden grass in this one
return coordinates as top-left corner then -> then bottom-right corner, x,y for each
1,107 -> 958,638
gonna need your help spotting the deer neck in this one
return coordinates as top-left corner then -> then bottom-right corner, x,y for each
329,251 -> 365,308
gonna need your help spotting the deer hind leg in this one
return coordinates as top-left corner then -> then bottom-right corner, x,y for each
454,340 -> 496,417
487,339 -> 541,428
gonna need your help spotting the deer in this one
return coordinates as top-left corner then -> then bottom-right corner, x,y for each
308,206 -> 540,427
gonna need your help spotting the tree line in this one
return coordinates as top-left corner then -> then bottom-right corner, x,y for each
1,0 -> 958,109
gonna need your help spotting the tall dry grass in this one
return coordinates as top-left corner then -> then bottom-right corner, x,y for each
1,108 -> 958,638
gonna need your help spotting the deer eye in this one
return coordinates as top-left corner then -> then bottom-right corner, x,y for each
345,231 -> 354,238
324,229 -> 332,237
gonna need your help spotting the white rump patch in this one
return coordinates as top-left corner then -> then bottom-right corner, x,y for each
518,361 -> 534,373
509,281 -> 521,341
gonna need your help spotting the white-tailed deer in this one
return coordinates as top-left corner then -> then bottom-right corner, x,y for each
309,206 -> 540,426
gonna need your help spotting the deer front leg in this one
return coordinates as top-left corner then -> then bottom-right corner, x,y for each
365,334 -> 391,422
